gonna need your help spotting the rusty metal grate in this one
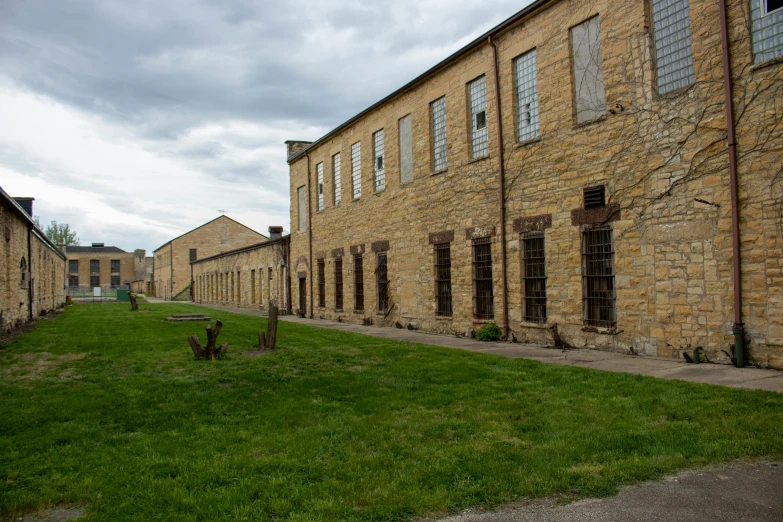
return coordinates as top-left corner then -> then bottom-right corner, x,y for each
376,252 -> 389,312
472,237 -> 494,319
317,259 -> 325,308
582,225 -> 615,328
583,185 -> 605,209
334,258 -> 343,311
521,232 -> 546,323
434,243 -> 452,317
354,255 -> 364,311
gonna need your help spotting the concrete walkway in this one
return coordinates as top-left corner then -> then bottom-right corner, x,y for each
149,299 -> 783,393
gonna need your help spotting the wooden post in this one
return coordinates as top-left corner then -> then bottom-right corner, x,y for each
130,293 -> 139,312
258,331 -> 267,351
189,320 -> 226,360
267,303 -> 278,351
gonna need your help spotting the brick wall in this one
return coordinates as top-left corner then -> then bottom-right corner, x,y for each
288,0 -> 783,366
66,251 -> 136,289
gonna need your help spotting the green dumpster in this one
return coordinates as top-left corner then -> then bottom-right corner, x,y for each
116,289 -> 130,302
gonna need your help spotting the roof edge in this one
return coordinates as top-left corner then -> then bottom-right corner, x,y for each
153,215 -> 269,253
191,235 -> 289,265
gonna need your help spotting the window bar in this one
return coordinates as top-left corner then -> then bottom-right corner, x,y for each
354,255 -> 364,311
521,232 -> 547,323
472,237 -> 494,319
376,252 -> 389,312
434,243 -> 452,316
334,257 -> 343,310
582,225 -> 616,328
317,258 -> 325,307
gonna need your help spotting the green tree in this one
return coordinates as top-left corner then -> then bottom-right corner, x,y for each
42,220 -> 80,246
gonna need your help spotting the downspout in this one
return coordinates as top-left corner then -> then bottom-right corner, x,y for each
169,242 -> 173,301
27,225 -> 33,321
718,0 -> 745,367
286,237 -> 292,314
305,151 -> 314,318
488,36 -> 510,341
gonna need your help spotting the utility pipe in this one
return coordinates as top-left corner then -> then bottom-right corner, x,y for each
718,0 -> 744,367
305,151 -> 314,318
488,36 -> 510,340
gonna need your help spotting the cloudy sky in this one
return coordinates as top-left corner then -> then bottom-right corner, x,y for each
0,0 -> 529,253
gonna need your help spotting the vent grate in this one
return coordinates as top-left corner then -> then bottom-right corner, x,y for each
583,186 -> 606,209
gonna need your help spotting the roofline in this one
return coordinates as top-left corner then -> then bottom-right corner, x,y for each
153,215 -> 269,253
0,185 -> 66,261
287,0 -> 557,164
191,235 -> 289,265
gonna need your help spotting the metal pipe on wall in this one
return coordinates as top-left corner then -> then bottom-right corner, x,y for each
306,151 -> 314,318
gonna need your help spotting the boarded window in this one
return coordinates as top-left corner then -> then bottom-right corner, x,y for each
334,257 -> 343,310
434,243 -> 452,317
472,237 -> 494,319
399,115 -> 413,183
376,252 -> 389,312
431,97 -> 447,171
571,16 -> 606,124
316,162 -> 324,211
298,186 -> 306,232
514,49 -> 540,142
354,254 -> 364,311
373,130 -> 385,192
333,153 -> 342,206
317,258 -> 325,308
582,225 -> 616,328
351,142 -> 362,199
468,76 -> 489,158
751,0 -> 783,63
651,0 -> 695,94
68,260 -> 78,273
521,232 -> 547,323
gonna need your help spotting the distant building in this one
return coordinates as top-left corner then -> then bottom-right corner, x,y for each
0,187 -> 66,330
153,216 -> 267,300
65,244 -> 143,293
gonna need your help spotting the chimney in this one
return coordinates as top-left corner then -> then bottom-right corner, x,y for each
285,140 -> 312,160
13,197 -> 34,217
269,226 -> 283,239
92,243 -> 104,248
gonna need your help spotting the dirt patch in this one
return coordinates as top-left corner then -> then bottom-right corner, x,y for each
0,352 -> 86,382
14,503 -> 86,521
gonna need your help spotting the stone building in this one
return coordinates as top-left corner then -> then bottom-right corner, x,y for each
153,215 -> 267,300
65,244 -> 142,292
1,187 -> 66,331
129,250 -> 154,294
191,227 -> 290,311
286,0 -> 783,366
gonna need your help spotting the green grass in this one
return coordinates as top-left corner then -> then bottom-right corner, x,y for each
1,303 -> 782,521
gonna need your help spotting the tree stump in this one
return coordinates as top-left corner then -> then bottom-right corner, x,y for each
130,293 -> 139,312
188,320 -> 227,360
258,303 -> 278,352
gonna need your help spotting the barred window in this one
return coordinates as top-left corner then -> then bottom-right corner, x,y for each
316,162 -> 324,211
468,76 -> 489,159
110,259 -> 120,272
354,254 -> 364,311
317,258 -> 325,308
399,115 -> 413,183
373,130 -> 385,192
434,243 -> 452,317
251,269 -> 256,303
333,153 -> 342,207
351,142 -> 362,199
376,252 -> 389,312
472,237 -> 494,319
521,232 -> 547,323
582,225 -> 616,328
651,0 -> 695,94
571,16 -> 606,124
90,259 -> 99,273
68,260 -> 78,273
751,0 -> 783,63
514,49 -> 540,142
298,186 -> 306,232
431,97 -> 447,171
334,257 -> 343,310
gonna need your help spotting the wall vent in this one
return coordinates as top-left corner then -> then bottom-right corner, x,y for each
583,186 -> 606,209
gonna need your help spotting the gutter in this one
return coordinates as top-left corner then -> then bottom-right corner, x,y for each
718,0 -> 745,367
306,151 -> 314,318
488,36 -> 510,341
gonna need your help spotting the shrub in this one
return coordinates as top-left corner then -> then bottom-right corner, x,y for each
476,322 -> 502,342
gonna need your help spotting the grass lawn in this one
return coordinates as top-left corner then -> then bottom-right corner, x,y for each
1,303 -> 782,521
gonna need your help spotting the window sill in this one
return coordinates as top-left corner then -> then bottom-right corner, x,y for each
752,55 -> 783,72
467,155 -> 490,165
582,325 -> 619,335
435,315 -> 453,320
335,308 -> 343,313
373,188 -> 386,195
574,115 -> 606,129
514,136 -> 541,149
430,168 -> 448,177
520,320 -> 548,329
400,180 -> 414,187
354,309 -> 364,314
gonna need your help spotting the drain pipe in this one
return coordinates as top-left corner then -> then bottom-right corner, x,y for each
305,150 -> 314,318
27,225 -> 33,321
488,36 -> 510,340
719,0 -> 744,367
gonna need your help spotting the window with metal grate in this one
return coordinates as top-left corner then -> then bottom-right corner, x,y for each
376,252 -> 389,312
334,257 -> 343,310
521,232 -> 547,323
468,76 -> 489,159
317,258 -> 325,308
431,97 -> 447,171
434,243 -> 452,317
354,254 -> 364,311
582,225 -> 616,328
472,237 -> 494,319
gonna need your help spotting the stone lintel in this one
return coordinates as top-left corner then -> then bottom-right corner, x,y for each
513,214 -> 552,234
371,240 -> 390,252
331,247 -> 345,258
465,226 -> 495,240
571,203 -> 621,226
429,230 -> 455,244
350,244 -> 365,255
